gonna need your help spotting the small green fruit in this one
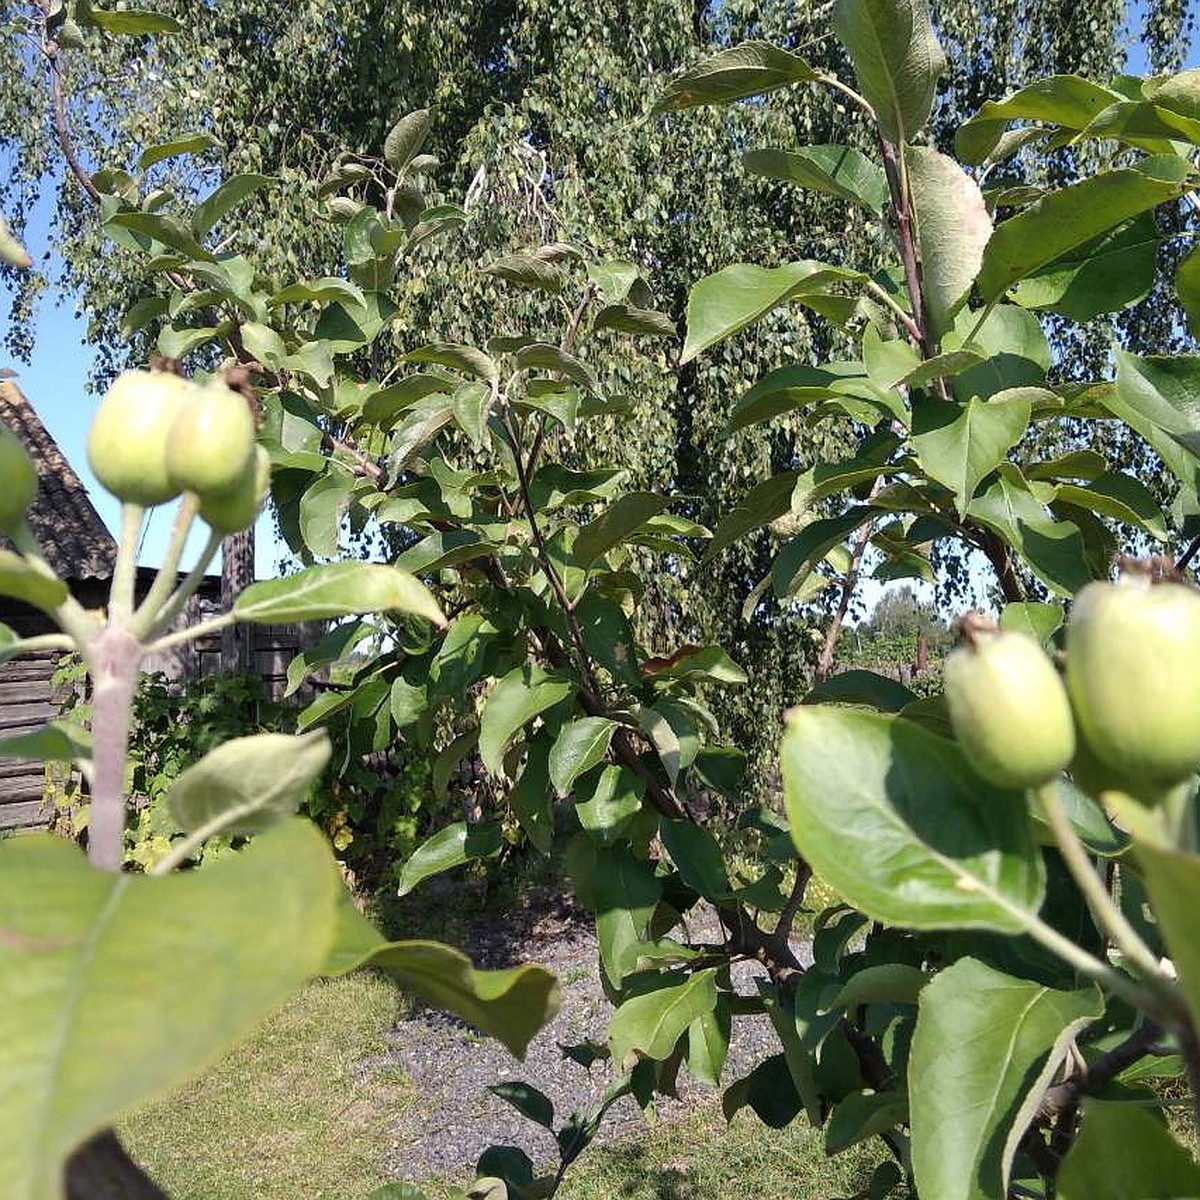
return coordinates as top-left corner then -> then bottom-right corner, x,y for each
199,445 -> 270,534
87,370 -> 192,506
1066,575 -> 1200,787
0,420 -> 37,532
165,379 -> 256,498
944,621 -> 1075,789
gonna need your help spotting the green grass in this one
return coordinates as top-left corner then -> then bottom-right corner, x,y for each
120,973 -> 414,1199
554,1104 -> 893,1200
117,968 -> 897,1200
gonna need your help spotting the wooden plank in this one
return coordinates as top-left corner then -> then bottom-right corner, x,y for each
0,701 -> 57,729
0,799 -> 51,830
0,776 -> 47,803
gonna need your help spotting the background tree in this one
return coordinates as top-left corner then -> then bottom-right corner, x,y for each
1,0 -> 1193,792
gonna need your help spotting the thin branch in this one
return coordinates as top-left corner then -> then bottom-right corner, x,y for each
774,860 -> 814,942
1177,532 -> 1200,572
45,42 -> 102,206
1038,1021 -> 1164,1118
878,135 -> 935,361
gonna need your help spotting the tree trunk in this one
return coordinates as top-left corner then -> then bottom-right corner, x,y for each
66,1130 -> 168,1199
220,527 -> 255,672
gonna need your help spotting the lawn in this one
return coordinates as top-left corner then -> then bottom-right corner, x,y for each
121,972 -> 898,1199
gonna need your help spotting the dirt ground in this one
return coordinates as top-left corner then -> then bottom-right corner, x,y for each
368,884 -> 813,1183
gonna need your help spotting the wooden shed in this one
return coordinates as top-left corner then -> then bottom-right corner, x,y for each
0,381 -> 314,831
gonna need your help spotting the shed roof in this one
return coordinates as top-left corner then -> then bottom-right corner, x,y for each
0,379 -> 116,582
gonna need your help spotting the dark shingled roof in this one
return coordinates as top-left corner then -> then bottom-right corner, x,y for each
0,379 -> 116,581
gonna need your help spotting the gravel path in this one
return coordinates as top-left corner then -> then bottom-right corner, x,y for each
369,888 -> 812,1181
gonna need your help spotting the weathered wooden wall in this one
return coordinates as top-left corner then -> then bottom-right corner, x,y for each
0,649 -> 59,830
0,610 -> 322,833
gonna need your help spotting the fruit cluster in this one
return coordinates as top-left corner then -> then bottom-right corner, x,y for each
944,572 -> 1200,806
84,368 -> 269,534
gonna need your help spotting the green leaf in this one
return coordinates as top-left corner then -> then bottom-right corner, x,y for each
1106,351 -> 1200,495
1057,1099 -> 1200,1199
977,169 -> 1184,302
682,261 -> 859,364
742,145 -> 888,213
609,970 -> 719,1065
235,563 -> 445,627
576,765 -> 644,845
586,260 -> 640,303
966,466 -> 1093,596
393,529 -> 493,575
772,508 -> 877,598
591,304 -> 677,338
396,821 -> 505,897
643,644 -> 747,686
138,132 -> 219,170
909,958 -> 1103,1200
405,342 -> 498,385
0,720 -> 90,763
781,706 -> 1045,931
687,1000 -> 731,1086
157,324 -> 220,359
528,465 -> 627,511
704,472 -> 798,560
483,254 -> 564,295
0,551 -> 69,612
825,1090 -> 910,1155
726,360 -> 893,433
548,717 -> 618,797
956,75 -> 1126,163
1137,842 -> 1200,1034
1053,471 -> 1168,540
593,844 -> 660,988
514,343 -> 600,394
1176,243 -> 1200,338
574,493 -> 670,566
384,109 -> 435,172
999,602 -> 1063,645
833,0 -> 946,144
661,820 -> 731,902
193,173 -> 273,239
315,292 -> 396,353
106,211 -> 209,259
489,1082 -> 555,1129
908,147 -> 991,336
269,277 -> 367,308
0,820 -> 339,1197
299,469 -> 354,557
362,374 -> 452,428
828,964 -> 929,1009
167,731 -> 331,838
507,736 -> 554,854
944,306 -> 1051,401
1011,215 -> 1159,321
911,392 -> 1031,516
324,908 -> 558,1060
653,41 -> 820,112
479,665 -> 574,776
86,7 -> 182,34
803,669 -> 916,712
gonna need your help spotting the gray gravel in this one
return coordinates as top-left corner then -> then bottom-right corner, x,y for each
369,893 -> 812,1182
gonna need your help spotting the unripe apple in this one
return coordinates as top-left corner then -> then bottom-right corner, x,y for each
0,420 -> 37,532
165,378 -> 256,498
87,370 -> 192,506
198,445 -> 270,534
1066,575 -> 1200,787
944,619 -> 1075,789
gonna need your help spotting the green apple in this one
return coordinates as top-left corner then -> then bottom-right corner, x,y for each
165,379 -> 256,498
944,622 -> 1075,789
86,370 -> 192,506
199,446 -> 270,534
1066,575 -> 1200,788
